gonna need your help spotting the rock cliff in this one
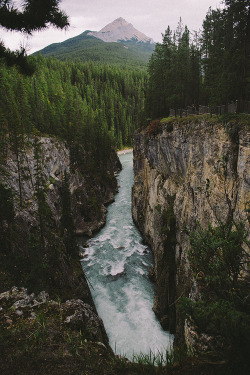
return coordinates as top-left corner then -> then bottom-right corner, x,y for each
0,136 -> 121,350
132,116 -> 250,346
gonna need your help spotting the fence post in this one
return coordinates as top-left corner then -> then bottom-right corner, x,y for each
170,100 -> 248,117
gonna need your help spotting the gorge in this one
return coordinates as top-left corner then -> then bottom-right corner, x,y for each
1,1 -> 249,372
0,115 -> 249,374
132,115 -> 250,352
82,151 -> 173,358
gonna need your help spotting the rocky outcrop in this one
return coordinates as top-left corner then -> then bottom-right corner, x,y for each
132,117 -> 250,346
0,287 -> 122,375
0,287 -> 109,345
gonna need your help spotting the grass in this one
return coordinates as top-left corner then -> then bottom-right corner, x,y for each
160,113 -> 250,126
0,303 -> 242,375
0,297 -> 113,374
132,348 -> 175,367
143,113 -> 250,141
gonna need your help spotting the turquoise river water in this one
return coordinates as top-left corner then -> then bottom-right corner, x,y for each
81,152 -> 173,358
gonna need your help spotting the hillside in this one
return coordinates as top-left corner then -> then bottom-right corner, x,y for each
34,18 -> 155,67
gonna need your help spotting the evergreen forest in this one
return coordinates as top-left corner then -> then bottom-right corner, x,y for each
36,31 -> 155,68
0,55 -> 147,167
146,0 -> 249,119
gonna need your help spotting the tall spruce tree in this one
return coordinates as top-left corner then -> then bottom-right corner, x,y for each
201,1 -> 250,105
147,21 -> 201,118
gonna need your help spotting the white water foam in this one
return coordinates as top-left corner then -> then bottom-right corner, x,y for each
109,261 -> 126,276
82,152 -> 174,359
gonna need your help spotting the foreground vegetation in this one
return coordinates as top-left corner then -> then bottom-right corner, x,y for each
179,220 -> 250,373
0,288 -> 240,375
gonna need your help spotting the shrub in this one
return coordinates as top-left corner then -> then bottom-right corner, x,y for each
146,119 -> 162,137
179,220 -> 250,362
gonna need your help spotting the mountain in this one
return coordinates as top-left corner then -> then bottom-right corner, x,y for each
35,18 -> 155,67
88,17 -> 154,44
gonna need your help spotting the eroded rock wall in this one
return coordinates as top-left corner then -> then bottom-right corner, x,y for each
3,137 -> 121,238
132,119 -> 250,344
0,136 -> 121,347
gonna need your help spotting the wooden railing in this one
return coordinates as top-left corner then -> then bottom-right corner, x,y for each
169,100 -> 250,117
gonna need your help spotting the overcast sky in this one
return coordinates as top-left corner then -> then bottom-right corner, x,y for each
1,0 -> 223,54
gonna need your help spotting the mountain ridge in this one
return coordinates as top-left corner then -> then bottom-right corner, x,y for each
34,18 -> 155,67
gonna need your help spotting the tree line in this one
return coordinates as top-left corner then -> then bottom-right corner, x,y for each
146,0 -> 249,119
0,55 -> 147,168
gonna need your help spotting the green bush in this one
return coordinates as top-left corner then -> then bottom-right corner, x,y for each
179,220 -> 250,361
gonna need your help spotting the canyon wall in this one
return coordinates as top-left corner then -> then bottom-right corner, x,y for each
0,136 -> 121,347
132,117 -> 250,346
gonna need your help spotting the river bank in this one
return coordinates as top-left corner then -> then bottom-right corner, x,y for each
117,148 -> 133,155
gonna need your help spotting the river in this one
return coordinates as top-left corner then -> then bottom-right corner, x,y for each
81,152 -> 173,359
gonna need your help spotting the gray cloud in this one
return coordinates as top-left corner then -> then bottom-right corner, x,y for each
1,0 -> 222,53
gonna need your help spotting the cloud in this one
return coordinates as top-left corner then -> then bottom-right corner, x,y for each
1,0 -> 222,53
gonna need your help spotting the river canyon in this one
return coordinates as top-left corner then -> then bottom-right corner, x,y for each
81,152 -> 174,358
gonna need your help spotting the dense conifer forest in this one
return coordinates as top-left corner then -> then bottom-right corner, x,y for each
0,55 -> 147,164
146,0 -> 249,118
36,31 -> 155,68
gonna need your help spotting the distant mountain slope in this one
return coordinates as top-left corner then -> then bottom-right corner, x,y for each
88,17 -> 154,44
35,18 -> 155,67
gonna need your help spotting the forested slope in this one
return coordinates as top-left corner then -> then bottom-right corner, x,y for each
36,31 -> 155,68
0,55 -> 147,155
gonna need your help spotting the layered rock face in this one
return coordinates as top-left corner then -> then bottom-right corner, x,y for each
0,136 -> 121,347
132,119 -> 250,344
3,137 -> 121,238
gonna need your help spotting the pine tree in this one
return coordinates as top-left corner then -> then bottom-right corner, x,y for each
0,0 -> 69,74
